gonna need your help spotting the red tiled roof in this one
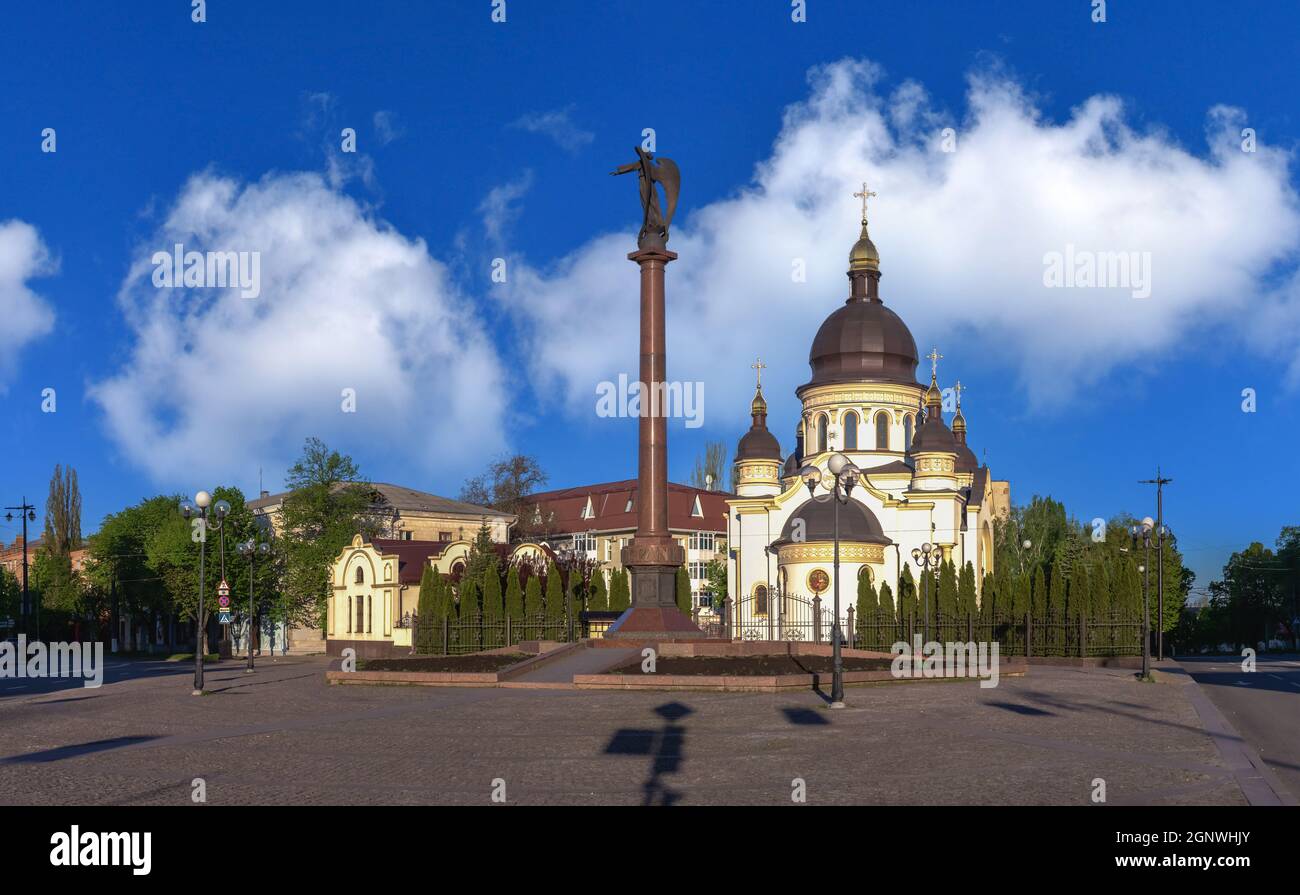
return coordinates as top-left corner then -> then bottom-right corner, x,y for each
371,538 -> 455,584
521,480 -> 730,535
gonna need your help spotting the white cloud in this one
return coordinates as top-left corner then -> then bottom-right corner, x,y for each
90,171 -> 508,486
499,58 -> 1300,436
510,106 -> 594,154
0,220 -> 56,392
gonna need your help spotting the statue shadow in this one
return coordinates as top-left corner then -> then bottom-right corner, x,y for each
604,701 -> 692,806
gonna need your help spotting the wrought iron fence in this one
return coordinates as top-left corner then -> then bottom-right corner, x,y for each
402,609 -> 612,656
717,597 -> 1145,657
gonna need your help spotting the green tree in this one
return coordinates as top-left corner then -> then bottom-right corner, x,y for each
877,580 -> 895,617
458,578 -> 480,618
609,568 -> 630,611
524,573 -> 543,617
980,571 -> 995,620
898,565 -> 917,622
689,441 -> 729,492
504,565 -> 524,619
676,566 -> 692,617
481,560 -> 502,621
278,438 -> 377,629
704,559 -> 727,611
958,562 -> 977,616
544,561 -> 564,622
857,572 -> 878,616
587,568 -> 608,610
1031,566 -> 1047,619
416,565 -> 437,653
937,559 -> 958,617
1049,556 -> 1066,617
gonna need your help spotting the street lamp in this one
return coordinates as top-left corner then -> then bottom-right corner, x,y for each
3,501 -> 38,638
799,452 -> 860,709
1130,517 -> 1155,680
238,538 -> 271,673
910,542 -> 939,641
178,491 -> 229,695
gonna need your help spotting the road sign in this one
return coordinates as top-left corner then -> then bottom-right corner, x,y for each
217,580 -> 230,598
218,595 -> 230,609
218,609 -> 232,625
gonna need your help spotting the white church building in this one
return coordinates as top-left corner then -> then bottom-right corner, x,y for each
726,202 -> 1010,632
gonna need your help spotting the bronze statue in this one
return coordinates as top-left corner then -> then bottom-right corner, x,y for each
611,147 -> 680,251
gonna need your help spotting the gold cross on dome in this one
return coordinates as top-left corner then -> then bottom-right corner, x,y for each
752,357 -> 766,388
926,347 -> 944,379
954,380 -> 965,408
853,181 -> 877,223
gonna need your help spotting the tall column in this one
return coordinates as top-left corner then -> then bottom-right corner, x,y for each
607,247 -> 704,639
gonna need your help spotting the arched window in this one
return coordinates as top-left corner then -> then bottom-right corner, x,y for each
903,414 -> 914,451
843,412 -> 859,450
875,412 -> 890,451
755,584 -> 769,616
817,414 -> 828,453
355,596 -> 364,633
354,566 -> 364,584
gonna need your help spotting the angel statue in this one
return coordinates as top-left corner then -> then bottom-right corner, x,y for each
610,147 -> 680,251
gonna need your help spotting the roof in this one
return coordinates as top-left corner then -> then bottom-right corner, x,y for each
522,480 -> 731,535
249,482 -> 512,521
370,538 -> 456,584
772,497 -> 892,548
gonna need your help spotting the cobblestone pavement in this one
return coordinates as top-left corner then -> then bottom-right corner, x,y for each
0,656 -> 1250,805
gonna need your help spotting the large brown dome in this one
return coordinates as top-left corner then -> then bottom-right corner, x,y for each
806,300 -> 919,387
802,217 -> 919,389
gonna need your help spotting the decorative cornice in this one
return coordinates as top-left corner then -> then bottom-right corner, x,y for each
778,542 -> 885,564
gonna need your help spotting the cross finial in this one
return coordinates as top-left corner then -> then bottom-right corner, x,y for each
853,181 -> 877,224
751,356 -> 766,389
954,379 -> 965,409
925,347 -> 944,380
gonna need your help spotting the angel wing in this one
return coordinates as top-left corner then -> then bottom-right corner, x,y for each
652,156 -> 680,232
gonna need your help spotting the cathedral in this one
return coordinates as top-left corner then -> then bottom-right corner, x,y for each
726,196 -> 1010,630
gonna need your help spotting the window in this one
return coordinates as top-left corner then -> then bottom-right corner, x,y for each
689,561 -> 709,580
604,540 -> 612,562
624,497 -> 633,512
367,595 -> 372,633
573,533 -> 596,553
697,593 -> 714,609
817,414 -> 829,452
438,531 -> 452,541
875,412 -> 890,451
354,566 -> 364,584
346,597 -> 352,634
843,411 -> 859,450
904,414 -> 914,451
401,531 -> 413,541
580,497 -> 595,520
691,496 -> 703,517
355,596 -> 364,633
689,532 -> 715,552
755,584 -> 769,616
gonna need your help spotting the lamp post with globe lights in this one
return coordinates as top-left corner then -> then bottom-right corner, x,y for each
1130,517 -> 1155,680
910,543 -> 940,642
178,491 -> 230,694
238,538 -> 271,673
799,452 -> 860,708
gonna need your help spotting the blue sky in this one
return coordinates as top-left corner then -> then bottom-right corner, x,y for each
2,1 -> 1299,596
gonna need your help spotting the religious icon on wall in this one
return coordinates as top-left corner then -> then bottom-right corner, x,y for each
807,569 -> 830,594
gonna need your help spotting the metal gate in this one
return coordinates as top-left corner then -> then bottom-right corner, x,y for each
729,590 -> 832,642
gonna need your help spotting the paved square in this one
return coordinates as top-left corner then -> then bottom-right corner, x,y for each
0,657 -> 1250,805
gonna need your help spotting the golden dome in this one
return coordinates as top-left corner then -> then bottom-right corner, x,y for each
750,386 -> 768,416
848,221 -> 880,271
952,409 -> 966,433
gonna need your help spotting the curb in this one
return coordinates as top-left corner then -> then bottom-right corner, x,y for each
1172,661 -> 1297,806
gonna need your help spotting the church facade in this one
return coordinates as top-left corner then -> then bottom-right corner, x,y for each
727,202 -> 1010,630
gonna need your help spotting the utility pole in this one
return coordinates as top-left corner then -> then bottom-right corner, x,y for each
4,499 -> 37,638
1140,470 -> 1173,661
